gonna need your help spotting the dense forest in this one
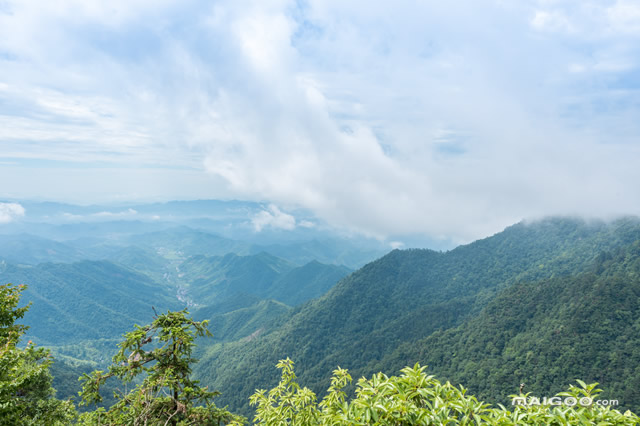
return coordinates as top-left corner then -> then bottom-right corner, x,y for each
193,217 -> 640,415
2,282 -> 639,424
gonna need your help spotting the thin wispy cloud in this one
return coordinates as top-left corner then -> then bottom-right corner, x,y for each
0,0 -> 638,243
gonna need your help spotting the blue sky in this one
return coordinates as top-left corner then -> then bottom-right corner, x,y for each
1,0 -> 639,242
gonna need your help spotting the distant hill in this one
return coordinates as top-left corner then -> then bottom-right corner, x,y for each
250,239 -> 385,269
192,217 -> 640,414
2,199 -> 391,268
0,260 -> 179,347
180,252 -> 351,307
0,234 -> 86,264
0,243 -> 350,371
128,227 -> 253,259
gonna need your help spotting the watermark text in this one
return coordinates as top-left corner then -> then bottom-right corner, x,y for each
512,396 -> 619,407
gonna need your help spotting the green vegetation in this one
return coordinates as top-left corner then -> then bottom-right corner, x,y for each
2,281 -> 640,424
251,359 -> 639,425
0,234 -> 86,265
182,252 -> 350,307
77,309 -> 243,425
403,239 -> 640,412
194,299 -> 291,344
0,260 -> 180,348
0,284 -> 75,424
4,216 -> 640,424
194,217 -> 640,414
268,260 -> 352,306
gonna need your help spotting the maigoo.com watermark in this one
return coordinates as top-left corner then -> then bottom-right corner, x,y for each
512,396 -> 619,407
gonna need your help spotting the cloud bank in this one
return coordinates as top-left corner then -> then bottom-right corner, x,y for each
1,0 -> 639,242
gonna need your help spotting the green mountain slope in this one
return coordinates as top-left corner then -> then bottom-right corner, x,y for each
250,239 -> 386,269
194,298 -> 292,344
181,252 -> 350,307
402,240 -> 640,411
193,217 -> 640,414
0,260 -> 180,347
269,260 -> 352,306
181,252 -> 295,306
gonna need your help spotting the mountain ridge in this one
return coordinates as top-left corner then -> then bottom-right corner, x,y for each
193,216 -> 640,414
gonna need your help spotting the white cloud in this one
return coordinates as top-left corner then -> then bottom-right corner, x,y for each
389,241 -> 405,250
251,204 -> 296,232
607,0 -> 640,34
0,0 -> 639,243
0,203 -> 25,224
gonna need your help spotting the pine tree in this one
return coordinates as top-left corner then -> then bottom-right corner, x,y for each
78,309 -> 244,425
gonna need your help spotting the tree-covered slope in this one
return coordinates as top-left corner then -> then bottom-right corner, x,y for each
180,252 -> 296,306
250,238 -> 387,269
0,260 -> 180,347
193,217 -> 640,413
269,260 -> 352,306
194,298 -> 292,344
181,252 -> 350,307
398,239 -> 640,412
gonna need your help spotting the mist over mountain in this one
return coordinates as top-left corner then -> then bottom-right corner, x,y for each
0,199 -> 399,268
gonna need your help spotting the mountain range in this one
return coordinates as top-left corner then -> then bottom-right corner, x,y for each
2,200 -> 640,417
191,217 -> 640,414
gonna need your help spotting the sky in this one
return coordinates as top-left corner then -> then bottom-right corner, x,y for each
1,0 -> 639,244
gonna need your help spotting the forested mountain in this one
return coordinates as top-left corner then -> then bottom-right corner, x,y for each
182,252 -> 351,307
249,239 -> 385,269
0,251 -> 348,408
195,299 -> 292,344
0,260 -> 179,347
5,211 -> 640,420
193,217 -> 640,414
268,260 -> 352,306
407,239 -> 640,411
0,234 -> 87,264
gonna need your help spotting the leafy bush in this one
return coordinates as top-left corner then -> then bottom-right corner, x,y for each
251,359 -> 640,425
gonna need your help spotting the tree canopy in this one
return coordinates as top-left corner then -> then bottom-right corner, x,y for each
77,309 -> 244,425
0,283 -> 75,424
3,280 -> 640,425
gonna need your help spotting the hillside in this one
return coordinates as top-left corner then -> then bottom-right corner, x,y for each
0,234 -> 86,265
0,260 -> 180,347
180,252 -> 351,307
269,260 -> 352,306
193,217 -> 640,414
194,298 -> 292,343
403,239 -> 640,411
